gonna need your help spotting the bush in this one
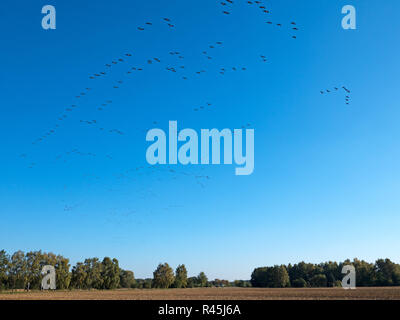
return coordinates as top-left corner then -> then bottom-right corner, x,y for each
292,278 -> 307,288
310,274 -> 327,287
334,280 -> 342,287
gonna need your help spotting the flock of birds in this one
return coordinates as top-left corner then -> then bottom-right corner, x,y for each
137,17 -> 176,31
320,86 -> 352,105
29,50 -> 272,146
221,0 -> 300,39
19,0 -> 352,219
28,0 -> 305,149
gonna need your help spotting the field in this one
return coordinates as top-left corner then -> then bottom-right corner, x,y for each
1,287 -> 400,300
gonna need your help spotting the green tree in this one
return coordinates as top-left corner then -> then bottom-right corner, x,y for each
25,251 -> 43,290
0,250 -> 9,290
233,280 -> 244,287
343,258 -> 375,287
320,261 -> 340,287
270,265 -> 290,288
292,278 -> 307,288
120,270 -> 135,288
134,278 -> 152,289
71,262 -> 87,289
250,267 -> 269,287
84,258 -> 103,289
187,277 -> 197,288
310,274 -> 327,287
288,262 -> 319,286
101,257 -> 120,289
174,264 -> 188,288
232,280 -> 251,287
9,251 -> 28,289
152,263 -> 175,288
212,279 -> 230,287
251,265 -> 289,288
143,278 -> 153,289
55,255 -> 71,289
374,259 -> 400,286
197,272 -> 208,287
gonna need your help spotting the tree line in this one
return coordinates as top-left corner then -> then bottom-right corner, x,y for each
0,250 -> 246,290
251,258 -> 400,288
1,250 -> 399,290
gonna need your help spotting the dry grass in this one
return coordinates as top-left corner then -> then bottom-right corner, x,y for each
1,287 -> 400,300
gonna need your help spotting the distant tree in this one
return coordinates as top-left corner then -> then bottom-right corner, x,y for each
134,279 -> 143,289
320,261 -> 341,287
4,248 -> 400,291
292,278 -> 307,288
374,259 -> 400,286
187,276 -> 197,288
120,270 -> 135,288
101,257 -> 120,289
134,278 -> 152,289
24,251 -> 71,290
152,263 -> 175,288
232,280 -> 251,287
197,272 -> 208,287
334,280 -> 342,287
288,262 -> 318,286
143,278 -> 153,289
310,274 -> 327,287
356,259 -> 375,286
270,265 -> 290,288
0,250 -> 9,290
54,255 -> 72,289
9,251 -> 27,289
340,258 -> 375,287
251,267 -> 269,287
212,279 -> 230,287
233,280 -> 244,287
251,265 -> 289,288
251,267 -> 266,287
71,262 -> 87,289
174,264 -> 188,288
71,257 -> 121,289
233,280 -> 243,287
84,258 -> 103,289
25,251 -> 43,290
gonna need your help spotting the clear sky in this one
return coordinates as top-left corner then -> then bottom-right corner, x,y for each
1,0 -> 400,280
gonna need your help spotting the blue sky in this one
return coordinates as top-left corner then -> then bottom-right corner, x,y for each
1,0 -> 400,280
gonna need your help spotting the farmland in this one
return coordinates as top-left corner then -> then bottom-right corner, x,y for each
1,287 -> 400,300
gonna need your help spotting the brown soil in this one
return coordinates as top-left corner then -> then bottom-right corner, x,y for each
1,287 -> 400,300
